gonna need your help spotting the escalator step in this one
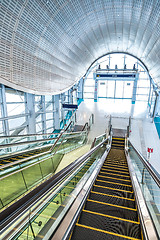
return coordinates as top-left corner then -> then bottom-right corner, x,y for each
100,171 -> 130,180
100,168 -> 130,176
93,185 -> 135,199
103,163 -> 128,169
70,224 -> 128,240
101,165 -> 129,173
95,179 -> 132,191
97,175 -> 131,185
78,210 -> 141,239
85,200 -> 138,221
89,191 -> 136,208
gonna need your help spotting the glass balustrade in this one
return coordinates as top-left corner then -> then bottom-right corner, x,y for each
94,134 -> 106,147
9,146 -> 106,240
129,143 -> 160,238
0,131 -> 88,209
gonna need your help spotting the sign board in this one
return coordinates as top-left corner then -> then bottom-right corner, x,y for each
62,104 -> 78,109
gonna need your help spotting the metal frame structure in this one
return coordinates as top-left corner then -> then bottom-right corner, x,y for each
0,84 -> 78,137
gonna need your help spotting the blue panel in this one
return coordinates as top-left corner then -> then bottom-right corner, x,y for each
96,74 -> 136,78
62,104 -> 78,109
154,117 -> 160,139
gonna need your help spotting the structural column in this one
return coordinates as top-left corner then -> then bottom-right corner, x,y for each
94,73 -> 98,102
41,96 -> 46,133
132,73 -> 139,104
54,94 -> 60,129
0,85 -> 9,136
25,93 -> 36,134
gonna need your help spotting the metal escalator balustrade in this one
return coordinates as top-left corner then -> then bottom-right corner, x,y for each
69,138 -> 142,240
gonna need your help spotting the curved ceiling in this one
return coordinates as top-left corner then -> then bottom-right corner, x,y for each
0,0 -> 160,95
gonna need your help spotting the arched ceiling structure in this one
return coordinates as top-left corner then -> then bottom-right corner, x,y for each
0,0 -> 160,95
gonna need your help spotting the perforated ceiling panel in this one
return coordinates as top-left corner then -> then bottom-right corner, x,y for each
0,0 -> 160,94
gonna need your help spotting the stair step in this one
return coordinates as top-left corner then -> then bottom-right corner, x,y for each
89,191 -> 136,208
101,168 -> 130,176
85,200 -> 139,222
78,210 -> 141,239
71,224 -> 128,240
97,175 -> 131,185
100,171 -> 130,180
101,165 -> 129,173
93,185 -> 135,199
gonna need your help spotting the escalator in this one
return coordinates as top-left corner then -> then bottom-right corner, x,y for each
69,137 -> 142,240
0,146 -> 51,166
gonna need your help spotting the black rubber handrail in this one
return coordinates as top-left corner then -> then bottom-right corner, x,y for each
0,138 -> 107,230
129,141 -> 160,188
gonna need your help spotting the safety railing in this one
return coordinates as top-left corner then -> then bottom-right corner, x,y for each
90,133 -> 107,149
1,138 -> 109,240
127,141 -> 160,238
0,130 -> 88,209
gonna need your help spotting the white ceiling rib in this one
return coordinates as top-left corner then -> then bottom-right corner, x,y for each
0,0 -> 160,94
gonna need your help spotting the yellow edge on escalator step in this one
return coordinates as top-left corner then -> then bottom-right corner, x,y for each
98,174 -> 131,182
94,184 -> 133,193
103,163 -> 128,169
101,166 -> 129,173
87,199 -> 137,211
112,144 -> 125,146
100,171 -> 130,178
112,137 -> 125,139
96,179 -> 132,187
102,165 -> 129,172
101,168 -> 130,175
82,209 -> 139,224
91,190 -> 135,201
76,223 -> 141,240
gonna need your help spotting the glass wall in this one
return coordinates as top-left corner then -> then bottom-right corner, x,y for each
0,84 -> 78,136
84,53 -> 151,102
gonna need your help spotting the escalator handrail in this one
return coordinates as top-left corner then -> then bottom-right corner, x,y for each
90,133 -> 106,149
0,130 -> 87,149
0,130 -> 88,170
0,137 -> 108,230
129,141 -> 160,188
50,121 -> 72,152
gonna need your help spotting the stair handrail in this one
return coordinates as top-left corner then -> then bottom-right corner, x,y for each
49,121 -> 73,152
128,141 -> 160,188
90,133 -> 107,149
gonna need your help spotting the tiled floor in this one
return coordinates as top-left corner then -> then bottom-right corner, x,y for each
55,144 -> 90,174
76,98 -> 160,174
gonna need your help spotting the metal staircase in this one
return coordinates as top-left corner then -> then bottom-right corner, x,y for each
69,137 -> 142,240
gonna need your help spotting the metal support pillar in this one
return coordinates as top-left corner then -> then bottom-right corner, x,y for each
132,73 -> 139,104
152,92 -> 159,122
78,77 -> 84,100
41,96 -> 46,134
25,93 -> 36,134
54,94 -> 60,129
0,85 -> 9,136
94,73 -> 98,102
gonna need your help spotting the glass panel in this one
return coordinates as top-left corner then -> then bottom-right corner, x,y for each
0,172 -> 27,208
98,81 -> 106,97
40,157 -> 54,178
123,81 -> 133,98
115,81 -> 124,98
107,81 -> 115,98
22,164 -> 43,190
129,144 -> 160,238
